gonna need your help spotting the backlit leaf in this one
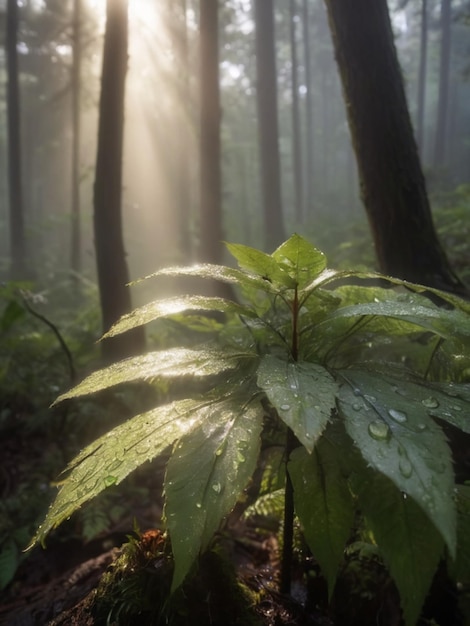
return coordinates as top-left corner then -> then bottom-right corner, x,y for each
103,296 -> 256,338
272,234 -> 327,288
164,397 -> 264,590
55,348 -> 247,402
257,355 -> 337,452
226,243 -> 295,287
29,398 -> 209,548
140,263 -> 278,294
338,369 -> 456,557
320,299 -> 470,340
289,441 -> 354,597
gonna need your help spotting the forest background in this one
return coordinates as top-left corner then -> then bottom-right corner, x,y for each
1,0 -> 470,621
2,0 -> 470,303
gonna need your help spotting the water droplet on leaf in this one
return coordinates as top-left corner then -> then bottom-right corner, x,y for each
399,457 -> 413,478
352,403 -> 362,411
212,482 -> 221,494
280,404 -> 291,411
368,420 -> 391,441
422,396 -> 439,409
388,408 -> 408,423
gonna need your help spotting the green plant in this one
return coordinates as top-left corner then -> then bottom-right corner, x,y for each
30,235 -> 470,625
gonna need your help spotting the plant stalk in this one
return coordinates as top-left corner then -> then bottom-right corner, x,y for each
280,426 -> 298,594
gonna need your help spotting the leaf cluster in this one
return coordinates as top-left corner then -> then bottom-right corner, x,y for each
31,235 -> 470,625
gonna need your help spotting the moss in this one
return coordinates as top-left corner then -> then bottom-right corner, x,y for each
90,530 -> 263,626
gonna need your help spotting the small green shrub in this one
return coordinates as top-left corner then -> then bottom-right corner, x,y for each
30,235 -> 470,625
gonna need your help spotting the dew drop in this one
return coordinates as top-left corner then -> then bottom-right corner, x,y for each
352,403 -> 362,411
364,394 -> 377,403
452,405 -> 462,412
196,502 -> 202,509
399,457 -> 413,478
280,404 -> 291,411
212,482 -> 221,494
422,396 -> 439,409
416,423 -> 427,432
388,408 -> 408,423
237,451 -> 246,463
104,475 -> 117,487
368,420 -> 391,441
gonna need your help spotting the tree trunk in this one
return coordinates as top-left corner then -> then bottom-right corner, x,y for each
289,0 -> 304,224
93,0 -> 145,361
70,0 -> 82,275
6,0 -> 26,280
199,0 -> 224,264
324,0 -> 465,294
433,0 -> 452,170
254,0 -> 285,251
176,0 -> 192,261
302,0 -> 314,217
416,0 -> 428,158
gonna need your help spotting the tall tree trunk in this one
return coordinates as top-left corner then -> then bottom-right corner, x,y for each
70,0 -> 82,275
94,0 -> 145,361
433,0 -> 452,170
199,0 -> 224,265
289,0 -> 304,224
324,0 -> 465,293
416,0 -> 428,158
302,0 -> 314,217
176,0 -> 192,261
6,0 -> 26,280
254,0 -> 285,251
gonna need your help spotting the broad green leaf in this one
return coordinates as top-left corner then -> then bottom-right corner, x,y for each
225,243 -> 295,287
449,484 -> 470,583
353,470 -> 444,626
257,355 -> 337,452
56,348 -> 247,402
103,296 -> 257,338
289,442 -> 354,597
319,299 -> 470,341
164,397 -> 264,590
30,398 -> 208,548
419,381 -> 470,433
338,369 -> 456,557
272,234 -> 327,289
140,263 -> 278,295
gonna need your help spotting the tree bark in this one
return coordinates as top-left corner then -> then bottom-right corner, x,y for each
433,0 -> 452,169
199,0 -> 224,264
6,0 -> 26,280
289,0 -> 304,224
94,0 -> 145,361
324,0 -> 465,294
70,0 -> 82,275
254,0 -> 285,251
416,0 -> 428,158
302,0 -> 314,217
